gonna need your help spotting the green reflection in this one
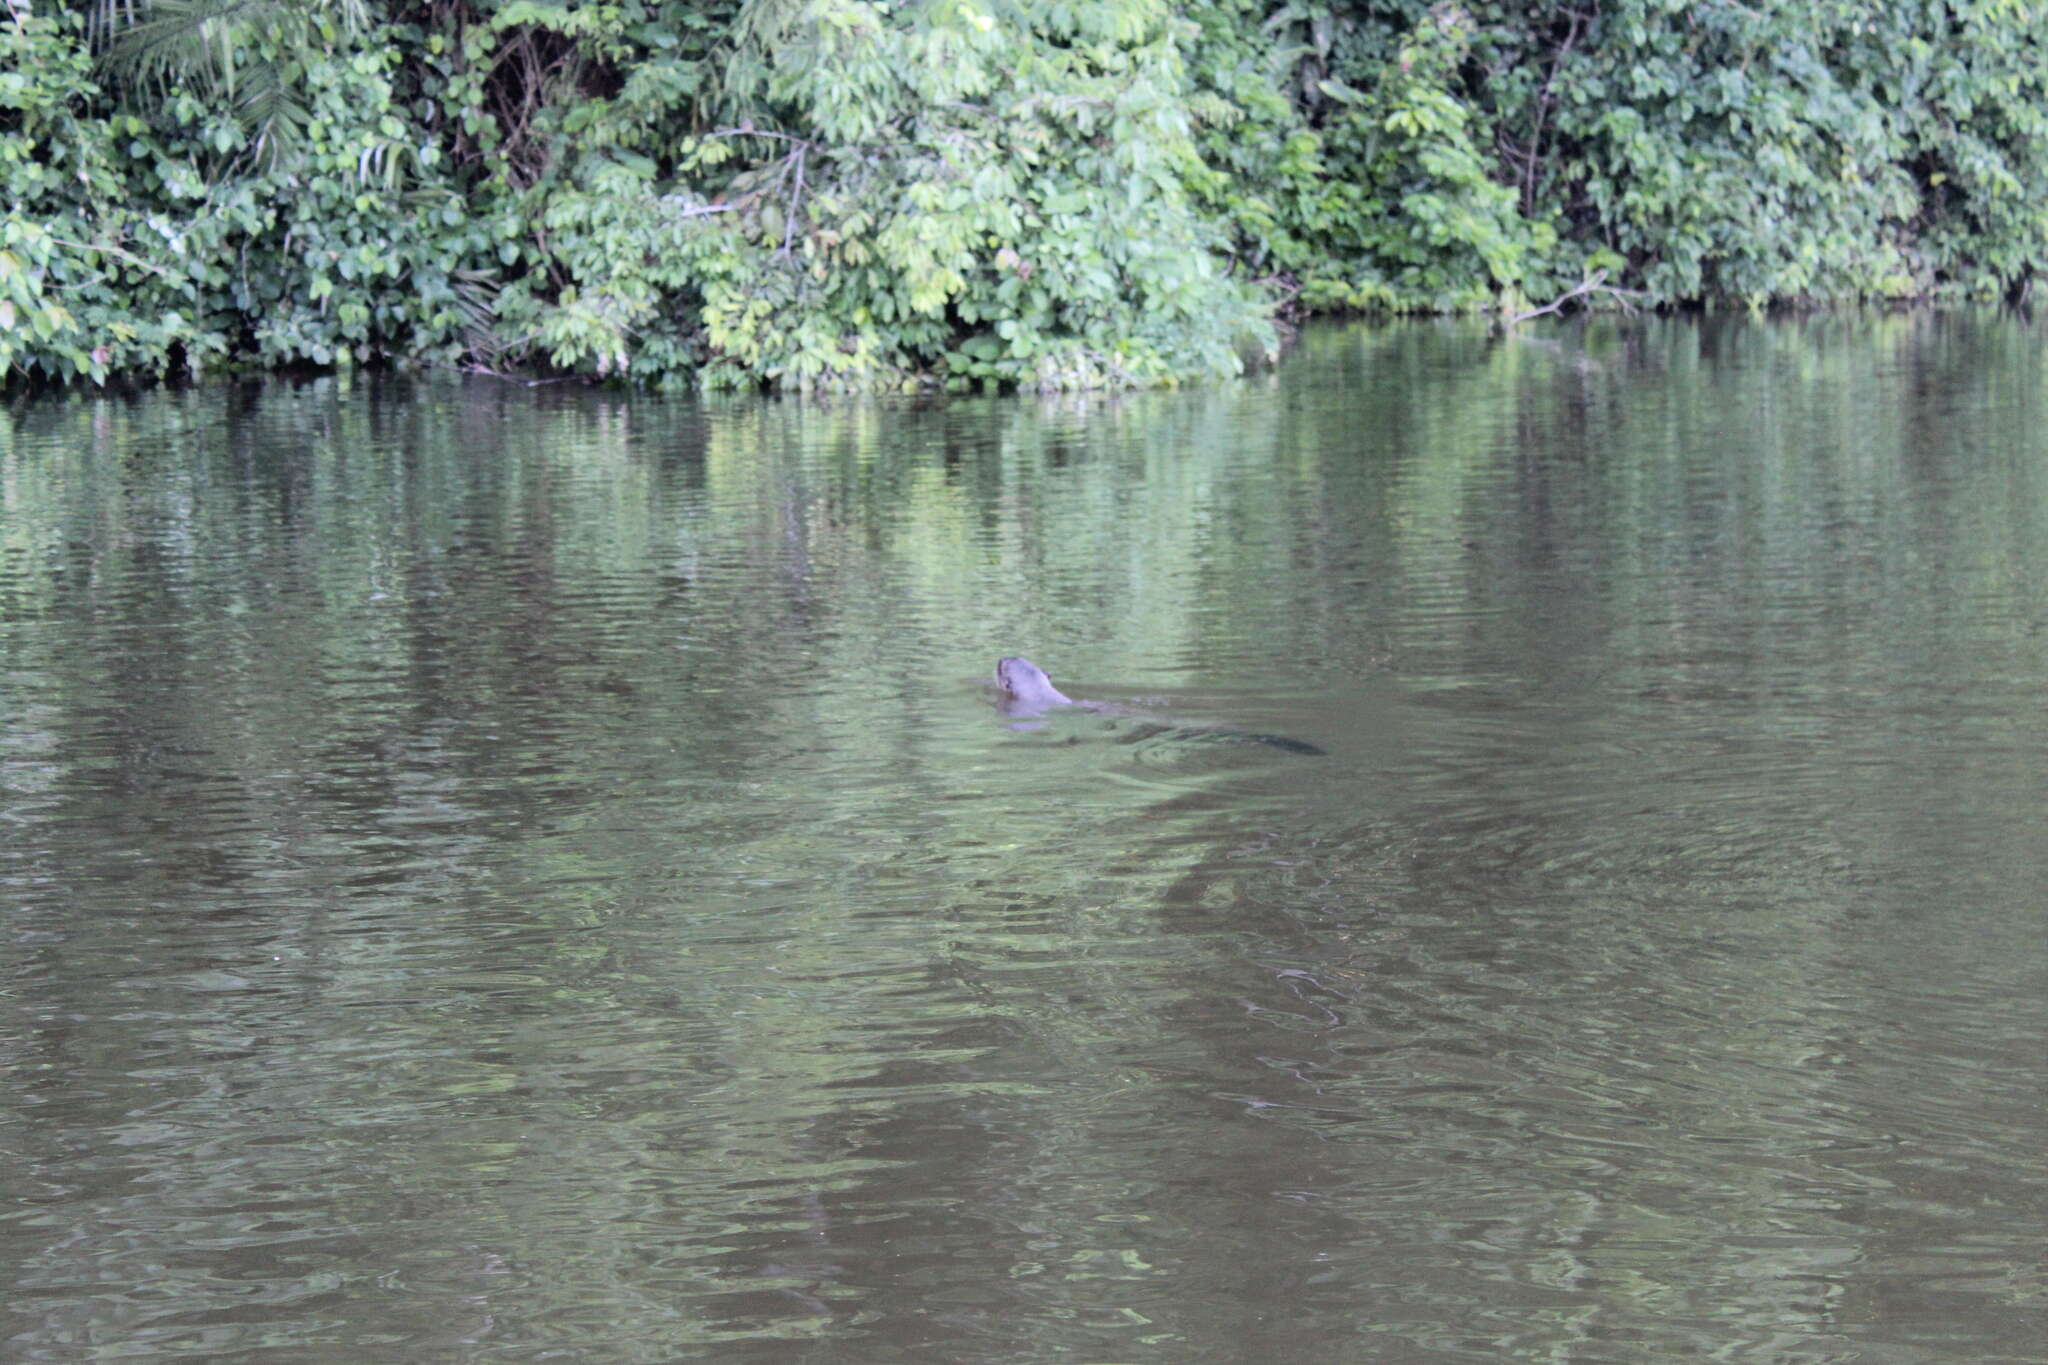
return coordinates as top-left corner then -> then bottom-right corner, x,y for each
2,317 -> 2046,1362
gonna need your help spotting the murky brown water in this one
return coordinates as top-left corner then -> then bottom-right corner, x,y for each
4,316 -> 2046,1362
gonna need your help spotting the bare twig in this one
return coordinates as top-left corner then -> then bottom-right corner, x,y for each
1523,8 -> 1588,218
782,144 -> 806,257
45,235 -> 177,280
426,358 -> 578,384
1501,269 -> 1646,326
664,200 -> 735,217
707,126 -> 814,145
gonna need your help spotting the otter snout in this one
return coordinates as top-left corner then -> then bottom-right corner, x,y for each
995,656 -> 1072,709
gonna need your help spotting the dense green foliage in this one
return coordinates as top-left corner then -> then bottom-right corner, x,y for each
6,0 -> 2048,390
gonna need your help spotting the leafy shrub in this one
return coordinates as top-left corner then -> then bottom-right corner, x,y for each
7,0 -> 2048,393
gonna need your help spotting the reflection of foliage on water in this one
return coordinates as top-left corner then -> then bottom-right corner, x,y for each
5,316 -> 2048,1355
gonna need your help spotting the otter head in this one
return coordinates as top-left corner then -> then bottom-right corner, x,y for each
996,656 -> 1073,714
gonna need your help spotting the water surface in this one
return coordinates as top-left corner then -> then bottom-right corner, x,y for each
3,316 -> 2046,1361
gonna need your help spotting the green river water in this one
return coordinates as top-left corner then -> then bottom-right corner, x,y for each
2,317 -> 2045,1362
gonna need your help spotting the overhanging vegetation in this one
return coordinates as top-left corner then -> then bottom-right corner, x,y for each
5,0 -> 2046,390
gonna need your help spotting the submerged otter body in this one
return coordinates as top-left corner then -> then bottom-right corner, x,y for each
993,656 -> 1323,755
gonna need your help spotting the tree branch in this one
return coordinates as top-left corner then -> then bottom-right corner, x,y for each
1500,269 -> 1645,326
46,236 -> 178,280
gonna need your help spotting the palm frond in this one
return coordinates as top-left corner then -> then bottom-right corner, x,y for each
236,68 -> 311,173
90,0 -> 376,173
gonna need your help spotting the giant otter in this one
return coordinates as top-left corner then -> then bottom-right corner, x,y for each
995,655 -> 1075,716
993,656 -> 1323,755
